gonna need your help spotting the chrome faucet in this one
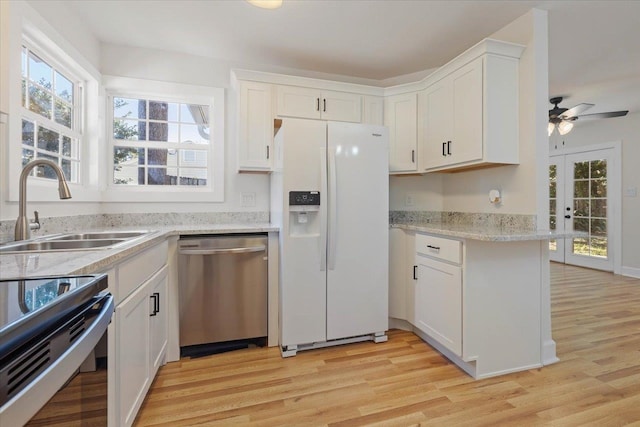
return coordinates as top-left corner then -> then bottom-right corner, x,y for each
15,159 -> 72,241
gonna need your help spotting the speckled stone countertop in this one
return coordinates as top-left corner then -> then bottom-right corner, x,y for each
391,222 -> 583,242
0,223 -> 277,280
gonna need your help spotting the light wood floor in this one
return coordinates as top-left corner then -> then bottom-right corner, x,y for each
134,264 -> 640,426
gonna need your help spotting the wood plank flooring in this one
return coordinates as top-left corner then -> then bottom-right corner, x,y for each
134,264 -> 640,426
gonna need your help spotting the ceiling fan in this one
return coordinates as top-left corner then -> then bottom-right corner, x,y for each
548,96 -> 629,136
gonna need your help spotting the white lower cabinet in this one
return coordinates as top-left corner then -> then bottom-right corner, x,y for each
415,254 -> 462,356
109,241 -> 169,427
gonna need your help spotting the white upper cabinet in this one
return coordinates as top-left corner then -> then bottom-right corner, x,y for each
385,92 -> 418,173
363,95 -> 384,126
276,85 -> 362,123
237,81 -> 274,171
421,52 -> 520,172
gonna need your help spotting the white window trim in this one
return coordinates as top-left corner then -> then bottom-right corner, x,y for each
102,76 -> 225,203
4,3 -> 102,203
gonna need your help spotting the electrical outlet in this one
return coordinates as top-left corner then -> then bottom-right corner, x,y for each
241,192 -> 256,207
405,193 -> 414,206
625,187 -> 638,197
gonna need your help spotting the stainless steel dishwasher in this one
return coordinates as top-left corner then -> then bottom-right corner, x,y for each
178,235 -> 268,351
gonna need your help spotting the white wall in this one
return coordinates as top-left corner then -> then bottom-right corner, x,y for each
550,112 -> 640,273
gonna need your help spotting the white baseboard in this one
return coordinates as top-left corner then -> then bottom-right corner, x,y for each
621,266 -> 640,279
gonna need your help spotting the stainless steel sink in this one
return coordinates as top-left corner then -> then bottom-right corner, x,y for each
52,231 -> 148,240
0,230 -> 156,254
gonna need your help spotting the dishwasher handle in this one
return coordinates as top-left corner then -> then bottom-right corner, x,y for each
179,245 -> 266,256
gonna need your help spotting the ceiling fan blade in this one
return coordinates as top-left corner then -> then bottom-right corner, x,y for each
576,111 -> 629,121
561,103 -> 594,118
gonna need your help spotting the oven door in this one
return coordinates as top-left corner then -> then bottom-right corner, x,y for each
0,292 -> 114,426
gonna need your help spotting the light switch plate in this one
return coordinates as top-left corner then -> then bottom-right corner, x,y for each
405,193 -> 414,206
625,187 -> 637,197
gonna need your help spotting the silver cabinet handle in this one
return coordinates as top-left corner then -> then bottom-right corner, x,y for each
179,245 -> 266,255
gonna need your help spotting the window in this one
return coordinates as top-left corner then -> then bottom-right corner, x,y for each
20,44 -> 81,183
111,97 -> 209,186
104,76 -> 224,202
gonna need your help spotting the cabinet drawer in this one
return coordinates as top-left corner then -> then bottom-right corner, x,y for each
415,233 -> 461,264
117,240 -> 168,303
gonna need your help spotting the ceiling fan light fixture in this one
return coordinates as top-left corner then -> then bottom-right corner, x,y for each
558,120 -> 574,135
547,122 -> 555,137
246,0 -> 283,9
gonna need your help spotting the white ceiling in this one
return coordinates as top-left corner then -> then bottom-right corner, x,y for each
60,0 -> 640,117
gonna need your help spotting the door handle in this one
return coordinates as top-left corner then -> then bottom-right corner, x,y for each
316,98 -> 320,111
447,141 -> 451,156
323,98 -> 326,112
411,149 -> 415,163
442,142 -> 446,157
150,293 -> 158,316
413,265 -> 417,280
564,215 -> 571,219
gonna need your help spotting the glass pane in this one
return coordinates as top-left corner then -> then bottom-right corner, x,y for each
62,136 -> 72,157
180,124 -> 208,144
180,168 -> 207,186
590,160 -> 607,179
590,237 -> 608,258
550,199 -> 556,216
22,148 -> 34,167
55,71 -> 73,103
549,164 -> 556,180
148,149 -> 168,166
591,219 -> 607,237
114,166 -> 144,185
573,199 -> 589,217
29,82 -> 52,119
549,181 -> 556,198
113,98 -> 146,119
574,161 -> 589,180
591,199 -> 607,218
549,240 -> 557,251
21,78 -> 26,107
550,216 -> 556,230
574,218 -> 589,232
61,159 -> 71,180
148,122 -> 171,142
114,147 -> 144,167
28,52 -> 52,88
149,101 -> 171,121
114,119 -> 145,140
572,238 -> 589,256
180,104 -> 210,124
148,168 -> 170,185
22,119 -> 35,147
180,149 -> 207,166
37,154 -> 59,179
574,180 -> 589,198
38,126 -> 60,154
54,101 -> 72,128
591,179 -> 607,197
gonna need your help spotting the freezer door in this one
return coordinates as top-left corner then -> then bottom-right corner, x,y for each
326,122 -> 389,340
278,118 -> 328,347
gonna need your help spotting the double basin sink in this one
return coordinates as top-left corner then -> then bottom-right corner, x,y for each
0,230 -> 155,254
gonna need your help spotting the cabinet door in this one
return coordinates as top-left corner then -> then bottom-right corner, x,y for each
238,81 -> 274,171
363,95 -> 384,126
321,90 -> 362,122
276,85 -> 321,119
421,81 -> 452,170
415,255 -> 462,356
384,92 -> 418,173
450,58 -> 483,165
149,266 -> 168,377
115,282 -> 151,427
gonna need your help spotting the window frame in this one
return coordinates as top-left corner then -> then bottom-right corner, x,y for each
20,41 -> 84,184
102,76 -> 225,203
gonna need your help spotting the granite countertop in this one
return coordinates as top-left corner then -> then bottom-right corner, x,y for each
0,223 -> 278,280
390,222 -> 584,242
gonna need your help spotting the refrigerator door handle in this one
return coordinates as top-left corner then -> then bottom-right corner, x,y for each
320,147 -> 328,271
328,149 -> 338,270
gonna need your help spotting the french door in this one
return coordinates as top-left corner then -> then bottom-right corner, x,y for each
549,147 -> 616,271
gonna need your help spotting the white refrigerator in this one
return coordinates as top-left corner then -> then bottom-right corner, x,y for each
270,118 -> 389,356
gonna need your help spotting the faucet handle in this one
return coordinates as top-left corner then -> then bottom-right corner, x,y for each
31,210 -> 41,231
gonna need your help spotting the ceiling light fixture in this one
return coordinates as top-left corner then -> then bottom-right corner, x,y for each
246,0 -> 283,9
